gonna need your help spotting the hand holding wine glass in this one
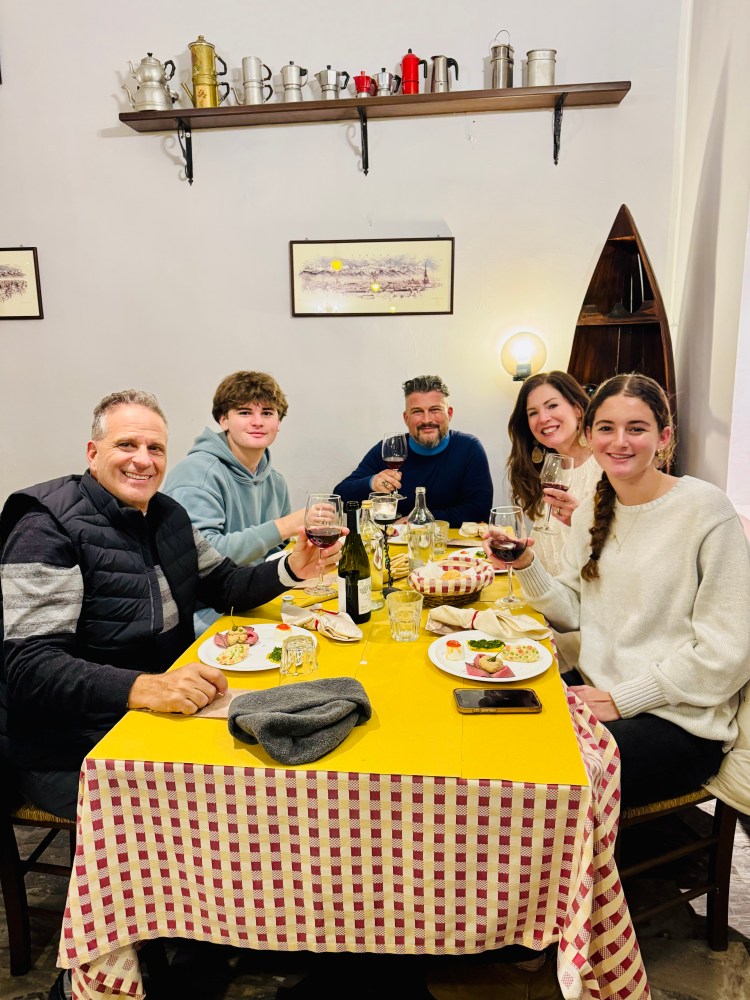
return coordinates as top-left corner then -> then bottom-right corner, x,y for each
487,505 -> 529,607
536,453 -> 575,533
375,433 -> 408,493
303,493 -> 344,597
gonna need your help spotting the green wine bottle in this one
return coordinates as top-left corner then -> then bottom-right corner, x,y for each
337,500 -> 372,624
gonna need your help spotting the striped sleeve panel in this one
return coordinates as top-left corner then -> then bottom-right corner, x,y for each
192,527 -> 225,578
1,561 -> 84,639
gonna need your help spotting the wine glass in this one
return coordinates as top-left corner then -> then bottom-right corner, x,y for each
381,433 -> 408,474
488,505 -> 527,607
303,493 -> 343,597
535,453 -> 575,533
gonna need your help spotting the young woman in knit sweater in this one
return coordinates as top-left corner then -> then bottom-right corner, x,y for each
489,374 -> 750,807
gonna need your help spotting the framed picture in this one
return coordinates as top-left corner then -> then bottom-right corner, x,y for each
0,247 -> 43,319
289,237 -> 454,317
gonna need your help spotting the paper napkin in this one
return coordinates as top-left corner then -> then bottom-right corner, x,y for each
281,603 -> 363,642
424,605 -> 552,641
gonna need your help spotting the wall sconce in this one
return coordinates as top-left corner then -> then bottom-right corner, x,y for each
499,331 -> 548,381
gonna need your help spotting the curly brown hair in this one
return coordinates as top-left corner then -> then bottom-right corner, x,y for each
506,371 -> 590,519
211,371 -> 289,424
581,374 -> 675,581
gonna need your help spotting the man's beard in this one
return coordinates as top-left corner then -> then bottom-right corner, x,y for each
415,424 -> 447,448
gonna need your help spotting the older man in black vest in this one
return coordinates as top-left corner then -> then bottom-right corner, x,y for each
0,389 -> 342,821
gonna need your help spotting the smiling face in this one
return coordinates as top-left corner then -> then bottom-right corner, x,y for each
220,402 -> 281,469
525,384 -> 583,455
86,404 -> 167,512
403,390 -> 453,448
587,393 -> 671,485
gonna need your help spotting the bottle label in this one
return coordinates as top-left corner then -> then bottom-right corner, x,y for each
337,576 -> 372,615
358,577 -> 372,614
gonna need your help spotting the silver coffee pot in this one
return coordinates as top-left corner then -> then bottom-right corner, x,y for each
373,67 -> 401,96
429,54 -> 459,93
314,65 -> 350,100
237,55 -> 273,104
281,61 -> 308,102
122,52 -> 178,111
490,31 -> 514,88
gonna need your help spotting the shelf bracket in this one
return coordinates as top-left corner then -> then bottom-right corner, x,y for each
177,119 -> 194,185
357,105 -> 369,176
553,93 -> 567,165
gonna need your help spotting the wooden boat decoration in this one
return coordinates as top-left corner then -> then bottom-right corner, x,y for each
567,204 -> 676,406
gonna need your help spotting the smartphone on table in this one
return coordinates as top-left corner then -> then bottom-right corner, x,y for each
453,688 -> 542,714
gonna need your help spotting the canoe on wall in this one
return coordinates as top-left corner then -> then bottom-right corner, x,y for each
567,204 -> 676,405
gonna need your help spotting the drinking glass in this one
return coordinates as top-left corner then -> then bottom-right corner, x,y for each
488,505 -> 527,607
280,634 -> 319,682
303,493 -> 343,596
432,520 -> 450,558
535,453 -> 575,533
381,433 -> 408,474
386,590 -> 424,642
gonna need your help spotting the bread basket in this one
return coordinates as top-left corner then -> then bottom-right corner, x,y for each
408,554 -> 495,607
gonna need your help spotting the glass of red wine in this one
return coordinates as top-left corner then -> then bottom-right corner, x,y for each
303,493 -> 343,597
535,453 -> 574,533
381,433 -> 408,477
488,505 -> 527,607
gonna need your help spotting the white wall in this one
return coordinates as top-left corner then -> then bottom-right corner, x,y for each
0,0 -> 684,509
670,0 -> 750,486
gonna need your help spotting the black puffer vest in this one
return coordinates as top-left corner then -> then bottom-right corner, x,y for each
1,473 -> 197,671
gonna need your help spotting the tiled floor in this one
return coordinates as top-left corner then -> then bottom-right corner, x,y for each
2,807 -> 749,999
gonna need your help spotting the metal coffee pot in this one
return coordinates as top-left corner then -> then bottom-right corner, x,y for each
429,55 -> 458,93
490,31 -> 514,88
236,56 -> 273,104
400,48 -> 427,95
281,61 -> 308,102
122,53 -> 179,111
182,34 -> 230,108
314,65 -> 350,100
373,67 -> 401,96
352,71 -> 377,98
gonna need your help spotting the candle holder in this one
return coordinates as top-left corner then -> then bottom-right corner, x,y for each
369,492 -> 405,598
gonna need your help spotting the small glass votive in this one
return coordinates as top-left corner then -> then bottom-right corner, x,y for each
369,492 -> 399,523
433,520 -> 450,558
386,590 -> 424,642
280,634 -> 318,681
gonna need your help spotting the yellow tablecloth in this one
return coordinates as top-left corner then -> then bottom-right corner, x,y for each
59,581 -> 649,1000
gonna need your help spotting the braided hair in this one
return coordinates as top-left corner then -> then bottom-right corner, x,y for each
506,372 -> 589,520
581,374 -> 675,581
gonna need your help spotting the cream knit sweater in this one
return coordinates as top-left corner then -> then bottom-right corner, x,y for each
517,476 -> 750,748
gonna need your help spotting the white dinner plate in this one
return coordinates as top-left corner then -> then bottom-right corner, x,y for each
386,523 -> 408,544
427,630 -> 552,683
447,547 -> 507,574
197,623 -> 317,672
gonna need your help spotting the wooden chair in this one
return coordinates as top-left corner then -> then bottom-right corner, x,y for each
0,771 -> 76,976
617,789 -> 738,951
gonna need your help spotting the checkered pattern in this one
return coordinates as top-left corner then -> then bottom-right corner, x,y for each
409,556 -> 495,600
60,692 -> 649,1000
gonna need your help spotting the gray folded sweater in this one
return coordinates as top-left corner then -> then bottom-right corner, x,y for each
228,677 -> 372,765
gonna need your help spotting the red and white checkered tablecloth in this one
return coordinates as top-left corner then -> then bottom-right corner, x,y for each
60,692 -> 649,1000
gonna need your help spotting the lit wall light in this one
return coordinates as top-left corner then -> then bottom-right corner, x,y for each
499,331 -> 548,381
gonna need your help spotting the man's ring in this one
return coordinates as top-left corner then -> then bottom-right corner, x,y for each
555,507 -> 562,516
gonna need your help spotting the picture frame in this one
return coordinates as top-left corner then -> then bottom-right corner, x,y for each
289,237 -> 454,317
0,247 -> 44,320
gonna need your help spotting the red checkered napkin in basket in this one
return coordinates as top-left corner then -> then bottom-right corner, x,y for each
408,554 -> 495,600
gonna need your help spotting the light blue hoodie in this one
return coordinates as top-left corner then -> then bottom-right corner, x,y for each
165,428 -> 291,634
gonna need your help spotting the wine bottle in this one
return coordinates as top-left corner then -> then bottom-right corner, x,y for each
406,486 -> 435,571
337,500 -> 372,624
359,500 -> 384,610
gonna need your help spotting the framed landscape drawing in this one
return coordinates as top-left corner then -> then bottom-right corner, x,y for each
0,247 -> 43,319
290,237 -> 454,317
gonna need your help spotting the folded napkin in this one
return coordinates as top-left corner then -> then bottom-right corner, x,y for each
228,677 -> 372,765
281,603 -> 363,642
425,605 -> 552,641
459,521 -> 488,539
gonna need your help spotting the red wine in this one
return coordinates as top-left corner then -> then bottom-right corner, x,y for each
307,526 -> 342,548
489,535 -> 527,561
542,482 -> 570,492
384,458 -> 405,470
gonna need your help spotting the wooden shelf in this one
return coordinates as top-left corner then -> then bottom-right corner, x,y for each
118,81 -> 631,183
120,81 -> 630,134
576,302 -> 662,326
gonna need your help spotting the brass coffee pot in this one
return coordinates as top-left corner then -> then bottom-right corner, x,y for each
182,34 -> 230,108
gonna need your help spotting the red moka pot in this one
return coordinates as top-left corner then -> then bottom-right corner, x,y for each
400,48 -> 427,95
353,70 -> 377,97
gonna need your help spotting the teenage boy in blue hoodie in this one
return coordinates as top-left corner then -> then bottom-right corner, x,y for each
166,371 -> 304,634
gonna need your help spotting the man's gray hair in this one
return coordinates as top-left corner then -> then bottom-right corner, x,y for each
402,375 -> 450,398
91,390 -> 167,440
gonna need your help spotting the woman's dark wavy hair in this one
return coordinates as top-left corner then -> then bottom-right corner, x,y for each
506,371 -> 590,520
581,374 -> 675,581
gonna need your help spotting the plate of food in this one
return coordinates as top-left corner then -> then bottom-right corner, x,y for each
449,547 -> 507,574
386,522 -> 409,544
427,630 -> 552,683
197,622 -> 317,672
